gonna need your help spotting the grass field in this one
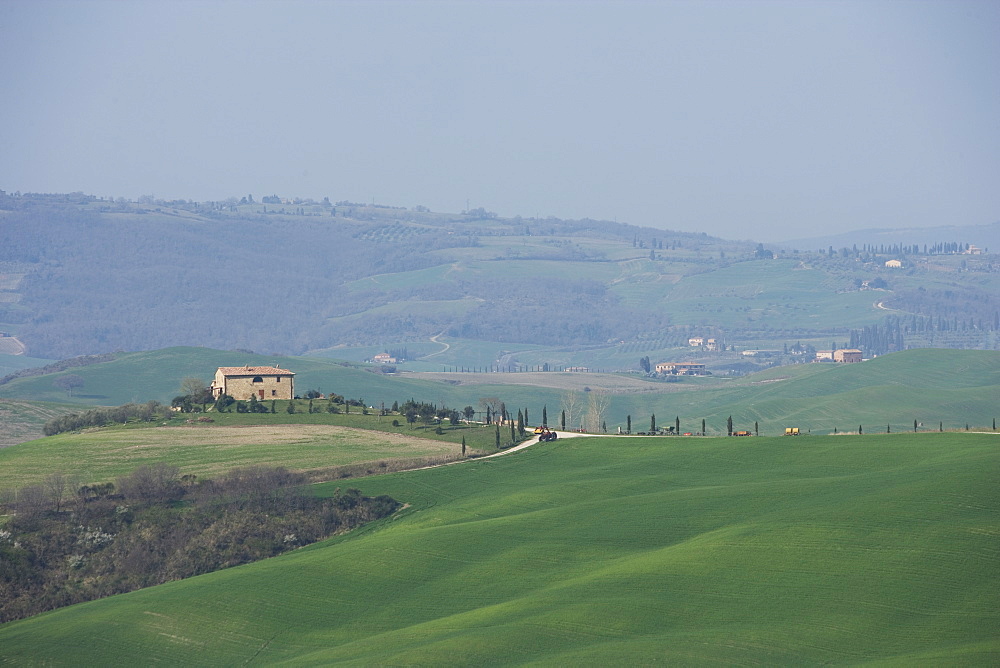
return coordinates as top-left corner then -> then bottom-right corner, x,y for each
0,399 -> 81,448
1,432 -> 996,664
0,410 -> 516,491
0,351 -> 52,377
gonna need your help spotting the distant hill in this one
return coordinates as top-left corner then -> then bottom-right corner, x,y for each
3,191 -> 997,367
778,220 -> 1000,253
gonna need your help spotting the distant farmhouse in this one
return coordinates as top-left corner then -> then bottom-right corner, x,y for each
815,349 -> 863,363
372,353 -> 397,364
687,337 -> 718,351
885,259 -> 902,268
210,365 -> 295,401
833,349 -> 863,363
655,362 -> 708,375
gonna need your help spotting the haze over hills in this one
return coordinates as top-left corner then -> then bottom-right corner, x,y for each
778,220 -> 1000,254
1,191 -> 998,368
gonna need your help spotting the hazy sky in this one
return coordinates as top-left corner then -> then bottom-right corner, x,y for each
1,0 -> 997,241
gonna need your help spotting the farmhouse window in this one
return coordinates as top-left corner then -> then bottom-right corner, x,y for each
252,376 -> 263,383
276,376 -> 281,382
272,390 -> 277,396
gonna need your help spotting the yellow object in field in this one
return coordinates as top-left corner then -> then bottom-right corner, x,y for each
785,427 -> 800,436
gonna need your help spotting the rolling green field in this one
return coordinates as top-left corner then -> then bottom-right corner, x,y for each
1,348 -> 997,443
0,399 -> 81,448
0,351 -> 52,377
0,409 -> 519,491
2,432 -> 996,664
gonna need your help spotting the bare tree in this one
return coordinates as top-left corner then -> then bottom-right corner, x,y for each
45,472 -> 69,513
14,484 -> 49,521
180,376 -> 207,396
585,390 -> 611,433
479,397 -> 501,424
561,391 -> 583,431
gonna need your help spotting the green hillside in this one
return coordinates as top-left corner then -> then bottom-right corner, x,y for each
0,399 -> 81,448
0,352 -> 53,377
0,347 -> 462,408
1,348 -> 996,441
612,348 -> 1000,435
2,433 -> 996,664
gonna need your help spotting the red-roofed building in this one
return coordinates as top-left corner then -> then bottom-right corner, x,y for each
210,365 -> 295,400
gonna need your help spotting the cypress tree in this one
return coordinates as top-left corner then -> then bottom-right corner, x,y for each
561,410 -> 566,430
510,420 -> 516,444
701,418 -> 706,435
495,424 -> 500,449
676,416 -> 680,434
754,420 -> 759,436
914,420 -> 918,432
650,414 -> 656,433
627,415 -> 631,433
859,425 -> 863,434
727,416 -> 733,436
542,405 -> 548,426
462,436 -> 467,457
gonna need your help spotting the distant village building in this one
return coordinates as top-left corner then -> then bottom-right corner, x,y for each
655,362 -> 707,375
705,338 -> 718,351
964,245 -> 983,255
688,337 -> 704,346
815,349 -> 862,363
210,365 -> 295,401
372,353 -> 396,364
884,259 -> 902,268
833,349 -> 863,363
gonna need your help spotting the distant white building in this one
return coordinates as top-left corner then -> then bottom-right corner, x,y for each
885,259 -> 902,268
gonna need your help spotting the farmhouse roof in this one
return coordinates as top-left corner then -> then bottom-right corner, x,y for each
217,365 -> 295,376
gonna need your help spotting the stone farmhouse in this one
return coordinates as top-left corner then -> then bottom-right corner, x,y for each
833,349 -> 863,363
815,349 -> 863,363
210,365 -> 295,401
